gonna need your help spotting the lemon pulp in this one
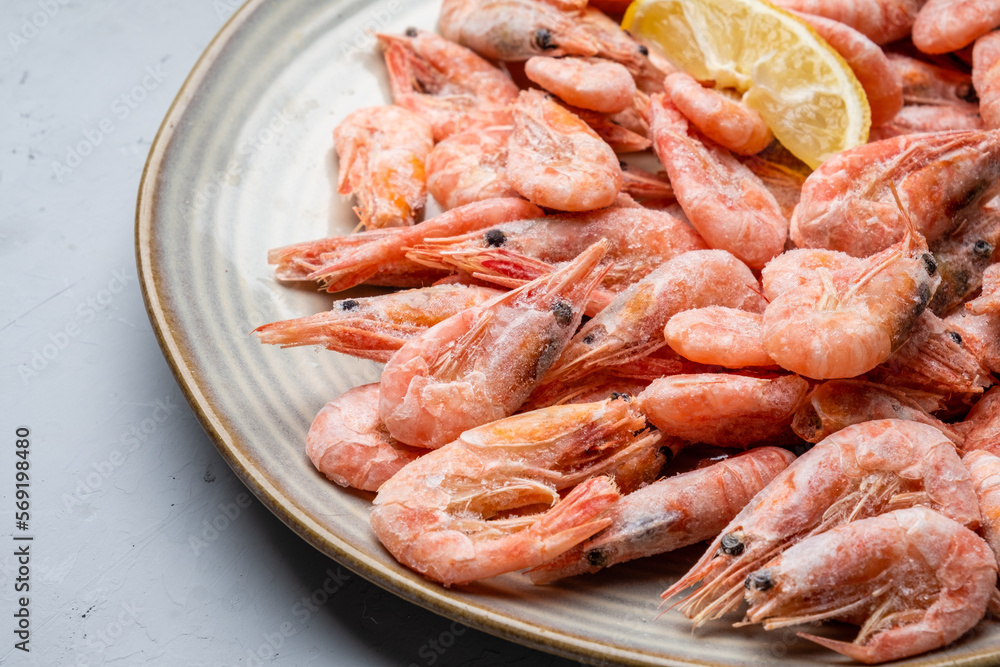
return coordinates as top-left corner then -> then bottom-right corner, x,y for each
623,0 -> 870,168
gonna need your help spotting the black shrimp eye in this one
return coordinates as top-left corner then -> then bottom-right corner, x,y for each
957,83 -> 979,104
974,240 -> 994,259
745,569 -> 774,592
404,27 -> 418,37
339,299 -> 360,311
610,391 -> 631,402
484,229 -> 507,247
948,330 -> 963,345
586,549 -> 608,568
638,44 -> 649,56
551,300 -> 573,326
658,445 -> 674,465
921,253 -> 937,275
582,334 -> 595,345
719,533 -> 745,556
533,28 -> 557,51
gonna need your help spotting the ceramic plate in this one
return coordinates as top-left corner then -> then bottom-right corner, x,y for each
135,0 -> 1000,664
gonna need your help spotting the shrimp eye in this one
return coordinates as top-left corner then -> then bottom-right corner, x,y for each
957,83 -> 979,104
484,229 -> 507,247
582,334 -> 595,345
610,391 -> 631,402
719,533 -> 745,556
745,569 -> 774,592
618,160 -> 629,170
921,253 -> 937,275
637,44 -> 649,56
404,27 -> 418,37
974,240 -> 994,258
339,299 -> 360,311
551,300 -> 573,326
586,549 -> 608,568
658,445 -> 674,465
533,28 -> 557,51
948,330 -> 963,345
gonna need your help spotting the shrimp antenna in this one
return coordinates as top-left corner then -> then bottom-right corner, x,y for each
887,181 -> 920,250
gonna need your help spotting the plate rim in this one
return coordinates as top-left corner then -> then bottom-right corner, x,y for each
132,2 -> 1000,666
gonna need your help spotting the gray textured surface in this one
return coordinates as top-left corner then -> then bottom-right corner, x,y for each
0,2 -> 583,664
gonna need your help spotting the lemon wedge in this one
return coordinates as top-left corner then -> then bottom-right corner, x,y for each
623,0 -> 870,169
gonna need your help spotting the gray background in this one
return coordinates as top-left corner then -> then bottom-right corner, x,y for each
0,1 -> 587,664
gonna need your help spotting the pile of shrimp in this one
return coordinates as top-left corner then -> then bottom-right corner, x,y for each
254,0 -> 1000,663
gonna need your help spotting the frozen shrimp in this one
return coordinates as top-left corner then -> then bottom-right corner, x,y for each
438,0 -> 601,61
961,387 -> 1000,455
306,384 -> 425,492
506,90 -> 622,211
425,126 -> 520,211
790,379 -> 964,445
888,53 -> 978,106
578,7 -> 666,93
379,241 -> 608,449
541,250 -> 766,386
637,374 -> 810,448
332,105 -> 434,230
743,507 -> 996,665
965,449 -> 1000,558
865,310 -> 991,404
663,72 -> 773,156
975,31 -> 1000,129
768,0 -> 923,45
269,198 -> 542,292
868,103 -> 985,141
664,308 -> 774,369
529,447 -> 796,583
650,95 -> 787,271
792,11 -> 903,127
408,206 -> 707,293
791,130 -> 1000,257
760,248 -> 861,301
518,374 -> 655,412
370,397 -> 661,585
661,419 -> 981,625
763,226 -> 939,380
926,199 -> 1000,315
525,56 -> 636,114
913,0 -> 1000,54
945,309 -> 1000,374
378,30 -> 519,141
965,263 -> 1000,315
253,284 -> 502,363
